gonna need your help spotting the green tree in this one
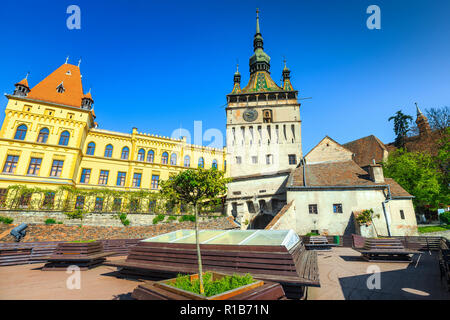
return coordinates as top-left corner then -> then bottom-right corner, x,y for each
160,168 -> 231,295
388,110 -> 413,147
382,149 -> 443,210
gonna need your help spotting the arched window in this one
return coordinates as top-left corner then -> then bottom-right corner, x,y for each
184,155 -> 190,167
137,149 -> 145,161
212,159 -> 218,169
58,130 -> 70,146
37,128 -> 49,143
104,144 -> 113,158
121,147 -> 129,160
86,142 -> 95,155
161,152 -> 168,164
170,153 -> 177,166
14,124 -> 28,140
147,150 -> 154,163
198,157 -> 204,168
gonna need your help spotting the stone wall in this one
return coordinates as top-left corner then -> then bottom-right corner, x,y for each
0,210 -> 222,227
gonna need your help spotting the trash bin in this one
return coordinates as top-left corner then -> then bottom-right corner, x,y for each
334,235 -> 340,245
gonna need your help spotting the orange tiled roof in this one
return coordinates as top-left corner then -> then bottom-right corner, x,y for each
343,135 -> 387,167
27,63 -> 84,108
15,78 -> 29,88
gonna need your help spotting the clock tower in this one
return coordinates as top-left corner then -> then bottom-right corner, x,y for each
225,10 -> 302,228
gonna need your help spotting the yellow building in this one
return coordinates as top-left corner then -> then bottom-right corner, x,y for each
0,61 -> 226,211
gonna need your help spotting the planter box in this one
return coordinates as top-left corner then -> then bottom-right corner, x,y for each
154,272 -> 264,300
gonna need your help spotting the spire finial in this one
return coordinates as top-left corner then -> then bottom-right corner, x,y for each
256,8 -> 260,34
65,56 -> 69,64
415,102 -> 423,116
77,58 -> 81,67
25,72 -> 29,80
88,88 -> 91,94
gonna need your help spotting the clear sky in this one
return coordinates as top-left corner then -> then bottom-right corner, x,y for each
0,0 -> 449,153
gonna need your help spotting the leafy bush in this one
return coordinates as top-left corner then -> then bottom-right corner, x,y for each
45,218 -> 57,225
0,216 -> 13,224
168,216 -> 177,221
153,214 -> 165,225
306,232 -> 319,236
178,214 -> 196,223
168,272 -> 254,297
118,213 -> 130,226
439,211 -> 450,224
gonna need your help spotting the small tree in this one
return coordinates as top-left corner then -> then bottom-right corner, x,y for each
389,110 -> 413,148
160,168 -> 231,295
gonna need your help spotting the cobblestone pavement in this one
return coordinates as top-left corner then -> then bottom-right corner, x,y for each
0,216 -> 238,242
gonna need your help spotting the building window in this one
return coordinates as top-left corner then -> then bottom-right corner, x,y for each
148,200 -> 156,213
104,144 -> 113,158
0,189 -> 8,207
137,149 -> 145,161
147,150 -> 154,163
162,152 -> 169,164
14,124 -> 28,140
27,158 -> 42,175
80,168 -> 91,184
309,204 -> 318,214
50,160 -> 64,177
400,210 -> 405,220
251,156 -> 258,164
42,192 -> 55,208
19,193 -> 31,208
75,196 -> 85,209
129,199 -> 140,212
151,175 -> 159,189
224,160 -> 227,171
98,170 -> 109,185
263,109 -> 272,123
112,198 -> 122,211
198,157 -> 204,168
37,128 -> 49,143
266,154 -> 273,165
288,154 -> 297,165
116,172 -> 126,186
170,153 -> 177,166
212,159 -> 218,169
3,155 -> 19,174
121,147 -> 129,160
58,131 -> 70,146
132,173 -> 142,187
333,204 -> 343,214
56,83 -> 65,93
86,142 -> 95,155
236,156 -> 242,164
184,155 -> 190,167
94,197 -> 104,212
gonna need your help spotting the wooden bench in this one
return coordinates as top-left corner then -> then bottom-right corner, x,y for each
438,238 -> 450,291
105,240 -> 319,300
42,242 -> 115,271
305,236 -> 338,250
352,235 -> 421,262
132,279 -> 287,300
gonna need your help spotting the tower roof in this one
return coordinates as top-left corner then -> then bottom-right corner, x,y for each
27,63 -> 85,108
15,78 -> 29,88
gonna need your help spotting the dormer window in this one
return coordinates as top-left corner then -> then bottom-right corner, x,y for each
66,71 -> 72,76
56,82 -> 65,93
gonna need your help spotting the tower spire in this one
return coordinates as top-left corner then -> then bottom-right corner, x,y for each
256,8 -> 260,34
415,102 -> 423,116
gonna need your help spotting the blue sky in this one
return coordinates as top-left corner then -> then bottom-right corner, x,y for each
0,0 -> 449,153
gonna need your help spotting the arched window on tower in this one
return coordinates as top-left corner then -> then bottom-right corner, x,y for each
86,142 -> 96,155
212,159 -> 218,169
137,149 -> 145,161
104,144 -> 113,158
147,150 -> 154,163
37,128 -> 49,143
161,152 -> 168,164
198,157 -> 204,168
14,124 -> 28,140
121,147 -> 129,160
58,131 -> 70,146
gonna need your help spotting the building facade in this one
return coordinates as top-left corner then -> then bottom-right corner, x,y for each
0,61 -> 225,211
225,11 -> 302,227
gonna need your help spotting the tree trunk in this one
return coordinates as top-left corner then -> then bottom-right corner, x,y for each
194,203 -> 204,294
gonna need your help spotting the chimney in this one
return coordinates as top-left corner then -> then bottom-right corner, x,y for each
368,161 -> 384,183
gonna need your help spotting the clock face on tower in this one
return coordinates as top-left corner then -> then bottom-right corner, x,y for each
243,108 -> 258,122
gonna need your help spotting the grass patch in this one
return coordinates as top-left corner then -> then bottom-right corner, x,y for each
0,216 -> 13,224
178,214 -> 196,223
152,214 -> 165,224
418,225 -> 450,233
67,239 -> 97,243
167,272 -> 255,297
